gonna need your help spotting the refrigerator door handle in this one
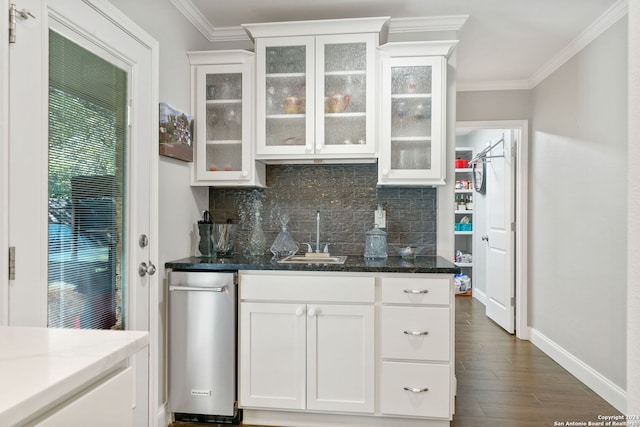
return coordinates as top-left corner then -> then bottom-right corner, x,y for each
169,285 -> 226,293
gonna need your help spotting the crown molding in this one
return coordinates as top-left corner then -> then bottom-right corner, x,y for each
528,0 -> 628,88
172,0 -> 468,43
170,0 -> 216,41
456,79 -> 531,92
388,15 -> 468,33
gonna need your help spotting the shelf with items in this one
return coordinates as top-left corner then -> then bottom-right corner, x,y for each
246,19 -> 386,160
378,41 -> 457,186
188,50 -> 265,186
454,146 -> 474,296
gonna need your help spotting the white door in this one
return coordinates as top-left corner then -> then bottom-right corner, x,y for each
239,302 -> 307,410
484,131 -> 516,333
306,304 -> 374,413
6,0 -> 157,424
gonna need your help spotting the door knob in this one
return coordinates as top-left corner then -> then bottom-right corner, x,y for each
138,261 -> 157,277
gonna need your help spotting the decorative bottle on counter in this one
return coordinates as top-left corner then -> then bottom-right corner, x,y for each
248,200 -> 267,256
364,224 -> 388,259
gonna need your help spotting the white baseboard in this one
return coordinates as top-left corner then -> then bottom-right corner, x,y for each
529,327 -> 627,413
156,403 -> 168,427
472,287 -> 487,305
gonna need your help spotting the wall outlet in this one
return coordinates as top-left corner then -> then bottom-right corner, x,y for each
375,208 -> 386,228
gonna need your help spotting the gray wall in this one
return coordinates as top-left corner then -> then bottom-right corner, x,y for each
456,17 -> 628,397
530,17 -> 628,389
627,0 -> 640,414
107,0 -> 212,420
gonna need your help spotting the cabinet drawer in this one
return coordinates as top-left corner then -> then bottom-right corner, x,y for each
381,276 -> 451,305
381,306 -> 450,361
240,272 -> 375,303
380,361 -> 451,419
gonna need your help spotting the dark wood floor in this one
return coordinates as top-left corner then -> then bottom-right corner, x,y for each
171,296 -> 622,427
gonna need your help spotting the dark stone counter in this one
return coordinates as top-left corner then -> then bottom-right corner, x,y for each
165,254 -> 460,274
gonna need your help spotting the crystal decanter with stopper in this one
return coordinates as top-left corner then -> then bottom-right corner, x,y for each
248,200 -> 267,256
270,214 -> 299,258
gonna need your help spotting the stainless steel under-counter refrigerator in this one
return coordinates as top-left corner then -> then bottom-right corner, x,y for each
168,270 -> 241,424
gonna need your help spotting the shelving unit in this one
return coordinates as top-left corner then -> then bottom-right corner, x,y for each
454,147 -> 474,295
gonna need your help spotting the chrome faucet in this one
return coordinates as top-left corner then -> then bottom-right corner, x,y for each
303,210 -> 330,254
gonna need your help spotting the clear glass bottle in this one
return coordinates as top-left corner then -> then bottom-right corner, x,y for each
364,224 -> 388,259
248,200 -> 267,256
270,214 -> 299,258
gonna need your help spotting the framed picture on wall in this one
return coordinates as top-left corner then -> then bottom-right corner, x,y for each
159,102 -> 194,162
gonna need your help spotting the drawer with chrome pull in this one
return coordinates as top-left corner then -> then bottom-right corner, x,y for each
381,306 -> 450,361
380,276 -> 451,305
380,361 -> 451,418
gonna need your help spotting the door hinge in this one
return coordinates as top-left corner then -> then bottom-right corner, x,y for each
8,246 -> 15,280
9,4 -> 35,44
511,222 -> 516,232
511,296 -> 515,307
511,145 -> 517,158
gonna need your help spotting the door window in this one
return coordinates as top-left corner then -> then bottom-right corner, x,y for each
47,30 -> 127,330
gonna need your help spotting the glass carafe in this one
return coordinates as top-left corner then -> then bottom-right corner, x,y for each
364,224 -> 388,259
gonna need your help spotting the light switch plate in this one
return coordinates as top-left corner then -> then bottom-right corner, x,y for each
375,209 -> 386,228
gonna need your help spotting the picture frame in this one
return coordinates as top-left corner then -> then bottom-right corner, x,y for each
159,102 -> 194,162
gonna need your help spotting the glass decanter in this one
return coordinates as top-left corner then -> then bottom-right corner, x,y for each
248,200 -> 267,256
270,214 -> 299,258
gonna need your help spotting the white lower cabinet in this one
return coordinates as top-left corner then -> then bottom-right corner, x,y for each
30,367 -> 133,426
238,271 -> 454,426
239,272 -> 375,414
380,275 -> 455,421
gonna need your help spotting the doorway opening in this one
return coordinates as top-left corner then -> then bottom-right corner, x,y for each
455,120 -> 529,340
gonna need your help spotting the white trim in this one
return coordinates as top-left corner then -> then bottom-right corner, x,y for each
80,2 -> 160,426
471,286 -> 487,306
457,0 -> 628,91
456,79 -> 531,92
529,327 -> 627,413
169,0 -> 216,41
528,0 -> 628,88
0,0 -> 9,325
156,402 -> 168,427
388,15 -> 468,33
455,120 -> 529,341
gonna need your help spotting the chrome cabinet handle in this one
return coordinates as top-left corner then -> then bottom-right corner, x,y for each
403,289 -> 429,294
169,285 -> 226,293
404,330 -> 429,336
404,386 -> 429,393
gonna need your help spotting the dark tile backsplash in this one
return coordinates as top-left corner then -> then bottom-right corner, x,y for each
208,164 -> 437,256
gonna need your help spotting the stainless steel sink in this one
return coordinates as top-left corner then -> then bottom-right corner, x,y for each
277,254 -> 348,264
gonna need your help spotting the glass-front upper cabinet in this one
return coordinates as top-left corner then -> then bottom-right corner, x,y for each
188,50 -> 265,187
378,41 -> 457,186
245,17 -> 389,161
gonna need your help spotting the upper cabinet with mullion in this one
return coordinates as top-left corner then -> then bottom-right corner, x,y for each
244,17 -> 389,162
377,41 -> 457,186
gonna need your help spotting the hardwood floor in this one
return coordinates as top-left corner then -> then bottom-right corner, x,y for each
170,296 -> 622,427
451,296 -> 621,426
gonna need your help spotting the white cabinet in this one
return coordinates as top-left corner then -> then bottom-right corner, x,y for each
239,272 -> 375,414
187,50 -> 265,186
379,275 -> 455,420
243,18 -> 388,162
378,41 -> 457,186
29,367 -> 133,426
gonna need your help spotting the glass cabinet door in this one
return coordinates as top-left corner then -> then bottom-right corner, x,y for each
195,62 -> 252,182
256,37 -> 314,156
380,55 -> 445,184
316,34 -> 376,155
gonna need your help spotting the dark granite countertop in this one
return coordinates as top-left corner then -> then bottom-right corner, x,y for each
165,254 -> 460,274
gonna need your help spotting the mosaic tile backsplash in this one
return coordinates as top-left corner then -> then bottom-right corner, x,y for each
208,164 -> 437,257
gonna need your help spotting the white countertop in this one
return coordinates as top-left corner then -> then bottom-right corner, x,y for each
0,326 -> 149,426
